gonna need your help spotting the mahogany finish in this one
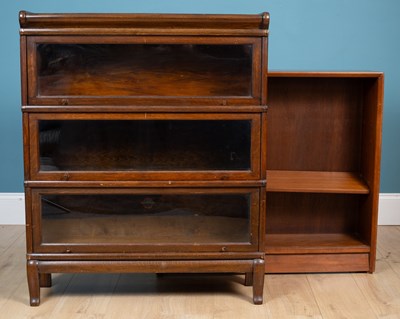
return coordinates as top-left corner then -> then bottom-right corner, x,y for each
19,11 -> 270,36
267,170 -> 370,194
20,11 -> 269,306
20,11 -> 384,306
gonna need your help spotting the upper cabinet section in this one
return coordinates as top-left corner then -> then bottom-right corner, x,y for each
20,12 -> 269,109
27,37 -> 260,106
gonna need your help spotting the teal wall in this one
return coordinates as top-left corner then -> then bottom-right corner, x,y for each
1,0 -> 399,192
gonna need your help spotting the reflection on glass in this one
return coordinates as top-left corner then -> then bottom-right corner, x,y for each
39,120 -> 251,171
41,194 -> 251,244
37,44 -> 253,97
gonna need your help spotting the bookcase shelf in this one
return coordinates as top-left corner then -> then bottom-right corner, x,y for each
266,170 -> 370,194
265,233 -> 370,254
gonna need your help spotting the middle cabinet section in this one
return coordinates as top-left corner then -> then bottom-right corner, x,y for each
29,113 -> 262,181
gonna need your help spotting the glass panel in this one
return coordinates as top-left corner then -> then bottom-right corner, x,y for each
39,120 -> 251,171
41,193 -> 251,244
37,44 -> 252,97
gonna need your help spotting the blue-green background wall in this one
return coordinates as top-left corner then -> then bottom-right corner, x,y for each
1,0 -> 399,192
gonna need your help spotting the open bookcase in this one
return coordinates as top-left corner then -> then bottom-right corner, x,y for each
265,72 -> 383,273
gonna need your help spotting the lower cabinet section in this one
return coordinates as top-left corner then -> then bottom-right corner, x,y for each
30,187 -> 261,253
26,186 -> 266,306
264,191 -> 376,273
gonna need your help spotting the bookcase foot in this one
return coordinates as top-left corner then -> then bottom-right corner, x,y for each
27,260 -> 40,306
252,258 -> 265,305
244,272 -> 253,286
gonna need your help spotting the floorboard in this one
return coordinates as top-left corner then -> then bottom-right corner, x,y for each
0,225 -> 399,319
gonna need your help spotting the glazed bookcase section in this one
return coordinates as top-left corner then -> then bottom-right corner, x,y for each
24,38 -> 265,108
19,11 -> 269,108
264,72 -> 383,273
29,187 -> 261,254
21,11 -> 269,306
28,113 -> 262,181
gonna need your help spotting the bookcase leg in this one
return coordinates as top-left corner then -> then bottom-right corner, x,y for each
27,260 -> 40,306
244,272 -> 253,286
39,273 -> 52,288
252,259 -> 265,305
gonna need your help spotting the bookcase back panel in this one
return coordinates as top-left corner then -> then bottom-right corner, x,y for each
267,77 -> 366,172
265,192 -> 361,234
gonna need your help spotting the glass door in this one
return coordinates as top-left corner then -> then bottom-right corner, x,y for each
32,188 -> 260,253
27,36 -> 262,106
29,113 -> 261,181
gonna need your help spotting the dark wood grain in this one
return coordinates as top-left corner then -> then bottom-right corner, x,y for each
24,188 -> 34,258
267,76 -> 364,172
22,113 -> 30,180
267,170 -> 369,194
26,260 -> 40,306
359,74 -> 384,272
252,259 -> 265,304
265,192 -> 361,234
24,180 -> 266,188
19,11 -> 269,36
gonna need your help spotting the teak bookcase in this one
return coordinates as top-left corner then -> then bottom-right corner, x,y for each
265,72 -> 383,273
20,11 -> 270,306
19,12 -> 384,306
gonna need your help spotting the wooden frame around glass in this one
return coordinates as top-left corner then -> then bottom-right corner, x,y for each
26,36 -> 262,107
28,112 -> 262,181
28,187 -> 262,255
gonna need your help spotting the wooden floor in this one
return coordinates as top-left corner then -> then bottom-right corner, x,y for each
1,226 -> 400,319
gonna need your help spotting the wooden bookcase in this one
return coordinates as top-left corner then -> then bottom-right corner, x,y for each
265,72 -> 384,273
20,11 -> 270,306
19,11 -> 384,306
